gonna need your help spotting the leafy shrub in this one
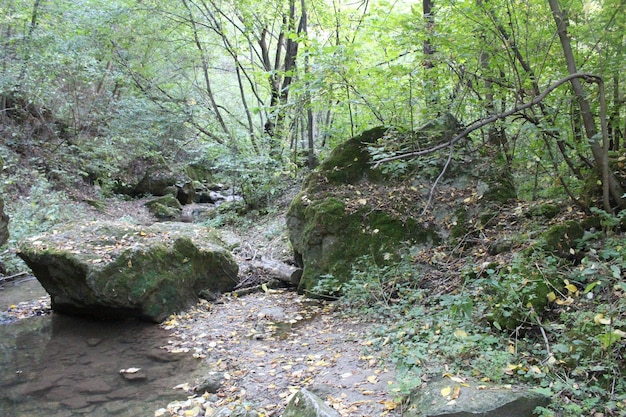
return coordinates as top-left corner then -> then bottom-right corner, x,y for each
214,153 -> 293,210
0,176 -> 86,272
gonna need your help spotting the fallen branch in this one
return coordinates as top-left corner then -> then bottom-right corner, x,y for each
0,271 -> 29,284
239,257 -> 302,286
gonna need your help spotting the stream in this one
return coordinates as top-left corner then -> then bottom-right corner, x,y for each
0,279 -> 200,417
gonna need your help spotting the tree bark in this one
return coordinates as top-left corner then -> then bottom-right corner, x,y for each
240,258 -> 302,286
548,0 -> 623,210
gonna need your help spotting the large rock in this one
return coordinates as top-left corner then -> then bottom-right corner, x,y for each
113,155 -> 193,200
0,196 -> 8,246
286,115 -> 517,295
17,221 -> 238,322
283,388 -> 340,417
405,379 -> 550,417
286,125 -> 443,294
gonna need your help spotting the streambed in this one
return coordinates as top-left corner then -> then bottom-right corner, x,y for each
0,279 -> 200,417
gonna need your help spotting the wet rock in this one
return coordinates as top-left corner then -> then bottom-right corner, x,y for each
283,388 -> 340,417
78,378 -> 113,394
119,368 -> 148,381
404,378 -> 550,417
86,338 -> 102,347
17,221 -> 239,322
193,372 -> 224,394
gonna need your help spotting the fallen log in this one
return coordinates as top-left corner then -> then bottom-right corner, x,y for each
0,271 -> 29,285
240,258 -> 302,286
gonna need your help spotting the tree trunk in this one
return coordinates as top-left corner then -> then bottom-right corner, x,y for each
548,0 -> 624,210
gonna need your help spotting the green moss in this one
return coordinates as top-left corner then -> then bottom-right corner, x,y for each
542,220 -> 584,258
145,194 -> 182,219
527,203 -> 561,219
308,126 -> 387,186
450,208 -> 468,238
294,196 -> 436,294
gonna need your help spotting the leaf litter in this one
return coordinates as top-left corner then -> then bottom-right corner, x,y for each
157,289 -> 401,417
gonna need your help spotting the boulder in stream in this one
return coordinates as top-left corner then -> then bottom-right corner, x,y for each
17,221 -> 238,322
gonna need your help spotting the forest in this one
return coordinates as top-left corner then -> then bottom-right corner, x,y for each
1,0 -> 625,415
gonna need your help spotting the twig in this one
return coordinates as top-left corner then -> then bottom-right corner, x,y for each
421,142 -> 455,216
0,271 -> 29,283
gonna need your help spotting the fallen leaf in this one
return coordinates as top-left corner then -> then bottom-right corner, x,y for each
453,329 -> 468,339
440,386 -> 451,397
594,313 -> 611,325
366,375 -> 378,384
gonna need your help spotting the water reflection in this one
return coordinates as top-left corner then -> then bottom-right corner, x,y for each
0,305 -> 199,416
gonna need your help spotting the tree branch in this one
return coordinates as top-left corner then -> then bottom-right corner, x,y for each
372,73 -> 601,168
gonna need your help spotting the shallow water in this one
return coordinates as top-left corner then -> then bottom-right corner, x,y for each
0,280 -> 200,417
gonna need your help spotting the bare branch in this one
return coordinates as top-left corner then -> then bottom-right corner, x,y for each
372,72 -> 600,168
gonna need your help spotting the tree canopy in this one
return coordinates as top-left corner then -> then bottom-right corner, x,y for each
1,0 -> 625,207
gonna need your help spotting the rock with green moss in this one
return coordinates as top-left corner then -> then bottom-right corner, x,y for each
542,220 -> 584,258
405,378 -> 550,417
145,195 -> 183,220
287,125 -> 441,295
304,126 -> 387,188
17,221 -> 238,322
283,388 -> 340,417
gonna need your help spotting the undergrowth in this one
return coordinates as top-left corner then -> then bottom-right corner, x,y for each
0,174 -> 86,273
326,212 -> 626,416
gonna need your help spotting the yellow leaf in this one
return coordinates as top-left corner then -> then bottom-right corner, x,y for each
382,400 -> 397,410
555,296 -> 574,305
564,282 -> 578,293
453,329 -> 468,339
594,313 -> 611,325
441,386 -> 452,397
367,375 -> 378,384
139,230 -> 146,236
357,198 -> 367,205
546,292 -> 557,302
261,283 -> 269,293
451,385 -> 461,400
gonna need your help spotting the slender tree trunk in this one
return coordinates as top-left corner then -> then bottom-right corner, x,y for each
548,0 -> 623,210
422,0 -> 434,69
181,0 -> 233,146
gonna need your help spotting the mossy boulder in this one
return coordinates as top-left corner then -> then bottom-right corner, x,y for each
542,220 -> 584,258
287,124 -> 444,295
288,193 -> 436,294
405,378 -> 550,417
145,194 -> 183,220
304,126 -> 387,189
283,388 -> 340,417
17,221 -> 238,322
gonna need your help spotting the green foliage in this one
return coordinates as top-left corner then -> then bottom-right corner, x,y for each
0,176 -> 86,273
215,153 -> 294,210
338,220 -> 626,415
